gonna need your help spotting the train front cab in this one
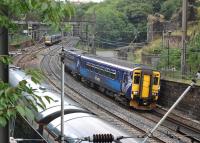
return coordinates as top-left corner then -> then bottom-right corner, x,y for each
130,69 -> 160,110
45,36 -> 52,46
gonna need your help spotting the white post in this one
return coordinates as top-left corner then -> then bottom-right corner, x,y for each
141,81 -> 196,143
60,29 -> 65,143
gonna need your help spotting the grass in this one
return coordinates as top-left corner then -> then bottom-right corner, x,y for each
143,39 -> 162,54
127,48 -> 142,63
9,35 -> 31,46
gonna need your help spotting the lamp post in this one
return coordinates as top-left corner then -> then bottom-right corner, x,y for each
167,31 -> 171,70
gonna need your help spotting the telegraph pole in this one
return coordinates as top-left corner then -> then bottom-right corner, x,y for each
91,10 -> 96,55
181,0 -> 188,76
86,23 -> 89,52
0,6 -> 9,143
167,31 -> 171,69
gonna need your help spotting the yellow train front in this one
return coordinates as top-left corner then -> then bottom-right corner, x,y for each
130,68 -> 160,110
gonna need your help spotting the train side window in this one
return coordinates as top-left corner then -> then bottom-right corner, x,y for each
134,76 -> 140,84
102,70 -> 107,76
90,66 -> 94,72
104,70 -> 108,77
99,68 -> 104,75
98,68 -> 101,74
94,67 -> 98,73
111,73 -> 116,79
153,77 -> 158,85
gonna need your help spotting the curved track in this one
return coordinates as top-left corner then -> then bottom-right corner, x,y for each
13,44 -> 44,69
39,40 -> 195,143
14,37 -> 200,143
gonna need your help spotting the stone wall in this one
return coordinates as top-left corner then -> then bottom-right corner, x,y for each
141,52 -> 160,68
147,16 -> 179,43
158,80 -> 200,120
163,35 -> 190,48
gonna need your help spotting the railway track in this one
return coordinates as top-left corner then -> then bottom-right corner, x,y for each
14,37 -> 200,143
39,41 -> 197,143
40,41 -> 162,143
153,107 -> 200,143
13,44 -> 44,68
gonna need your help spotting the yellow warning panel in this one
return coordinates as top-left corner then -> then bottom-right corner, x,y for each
141,75 -> 150,98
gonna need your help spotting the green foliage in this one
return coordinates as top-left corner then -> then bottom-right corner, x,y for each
75,2 -> 96,18
9,34 -> 31,46
25,69 -> 44,84
82,0 -> 153,46
160,0 -> 181,19
150,0 -> 165,13
187,32 -> 200,72
0,0 -> 75,30
95,6 -> 130,41
0,68 -> 52,127
0,55 -> 12,65
78,0 -> 172,47
143,39 -> 162,54
158,48 -> 181,70
0,0 -> 74,127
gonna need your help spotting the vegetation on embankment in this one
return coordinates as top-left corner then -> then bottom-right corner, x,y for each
9,35 -> 32,46
142,21 -> 200,75
75,0 -> 182,47
76,0 -> 200,80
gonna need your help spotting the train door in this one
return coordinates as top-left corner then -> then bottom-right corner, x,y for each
122,72 -> 132,98
122,72 -> 128,93
132,70 -> 151,99
141,74 -> 151,98
76,56 -> 80,72
132,70 -> 141,99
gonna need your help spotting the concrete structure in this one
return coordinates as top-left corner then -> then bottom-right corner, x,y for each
158,80 -> 200,120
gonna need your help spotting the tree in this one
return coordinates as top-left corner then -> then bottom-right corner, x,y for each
0,0 -> 74,127
81,0 -> 162,47
160,0 -> 182,20
187,32 -> 200,73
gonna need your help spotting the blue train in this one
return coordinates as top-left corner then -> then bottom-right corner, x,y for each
64,49 -> 161,110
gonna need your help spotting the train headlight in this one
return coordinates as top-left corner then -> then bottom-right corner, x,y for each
133,91 -> 139,95
152,92 -> 158,96
143,102 -> 148,105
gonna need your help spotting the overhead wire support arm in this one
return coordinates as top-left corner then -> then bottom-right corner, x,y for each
141,71 -> 200,143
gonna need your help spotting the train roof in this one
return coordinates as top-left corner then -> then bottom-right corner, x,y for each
47,112 -> 142,143
64,48 -> 85,56
64,48 -> 152,72
36,104 -> 91,124
9,67 -> 90,124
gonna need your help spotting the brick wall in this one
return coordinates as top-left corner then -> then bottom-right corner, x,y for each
158,80 -> 200,120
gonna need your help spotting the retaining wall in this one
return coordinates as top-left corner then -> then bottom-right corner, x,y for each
158,80 -> 200,120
